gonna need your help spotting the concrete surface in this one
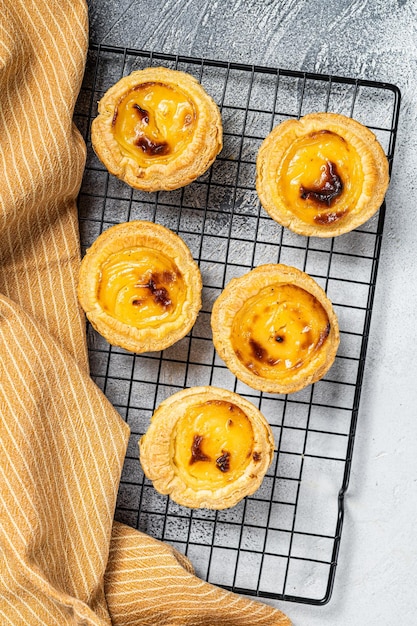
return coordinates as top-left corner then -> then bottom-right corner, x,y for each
84,1 -> 417,624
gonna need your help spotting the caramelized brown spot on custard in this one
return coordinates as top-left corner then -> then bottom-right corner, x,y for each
153,270 -> 181,286
149,280 -> 171,307
132,103 -> 149,124
300,160 -> 343,207
161,270 -> 178,284
135,274 -> 172,308
131,299 -> 143,306
253,451 -> 261,462
134,135 -> 170,156
216,451 -> 231,473
190,435 -> 211,465
250,339 -> 266,362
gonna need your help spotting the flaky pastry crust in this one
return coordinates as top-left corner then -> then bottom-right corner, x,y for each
211,264 -> 339,394
139,386 -> 275,509
77,220 -> 202,353
91,67 -> 222,191
256,112 -> 389,237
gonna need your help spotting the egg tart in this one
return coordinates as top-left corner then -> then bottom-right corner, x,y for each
91,67 -> 223,192
77,221 -> 202,353
139,386 -> 275,509
256,112 -> 389,237
211,264 -> 339,394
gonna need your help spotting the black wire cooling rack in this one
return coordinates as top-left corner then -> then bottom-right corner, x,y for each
74,44 -> 400,605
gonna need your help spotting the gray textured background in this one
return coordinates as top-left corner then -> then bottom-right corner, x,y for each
85,1 -> 417,624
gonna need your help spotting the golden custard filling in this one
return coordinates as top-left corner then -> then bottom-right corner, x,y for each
97,247 -> 186,328
173,400 -> 255,490
278,130 -> 364,225
112,82 -> 197,166
231,283 -> 330,381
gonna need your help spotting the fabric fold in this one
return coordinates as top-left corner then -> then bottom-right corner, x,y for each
0,293 -> 129,625
0,1 -> 291,624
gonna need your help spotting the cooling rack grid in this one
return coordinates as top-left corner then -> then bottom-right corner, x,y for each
74,44 -> 400,604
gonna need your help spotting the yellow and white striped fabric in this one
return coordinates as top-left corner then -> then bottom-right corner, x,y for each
0,1 -> 291,624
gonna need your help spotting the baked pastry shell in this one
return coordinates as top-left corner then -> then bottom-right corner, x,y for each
211,264 -> 340,394
139,386 -> 275,510
256,112 -> 389,237
77,220 -> 202,353
91,66 -> 223,192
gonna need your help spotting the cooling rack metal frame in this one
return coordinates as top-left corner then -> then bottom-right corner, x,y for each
74,43 -> 401,606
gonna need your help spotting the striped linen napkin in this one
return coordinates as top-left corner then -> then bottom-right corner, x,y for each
0,1 -> 292,624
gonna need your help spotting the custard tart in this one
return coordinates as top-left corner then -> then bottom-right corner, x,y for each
91,67 -> 223,191
139,386 -> 275,509
77,221 -> 202,353
211,264 -> 339,394
256,112 -> 389,237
